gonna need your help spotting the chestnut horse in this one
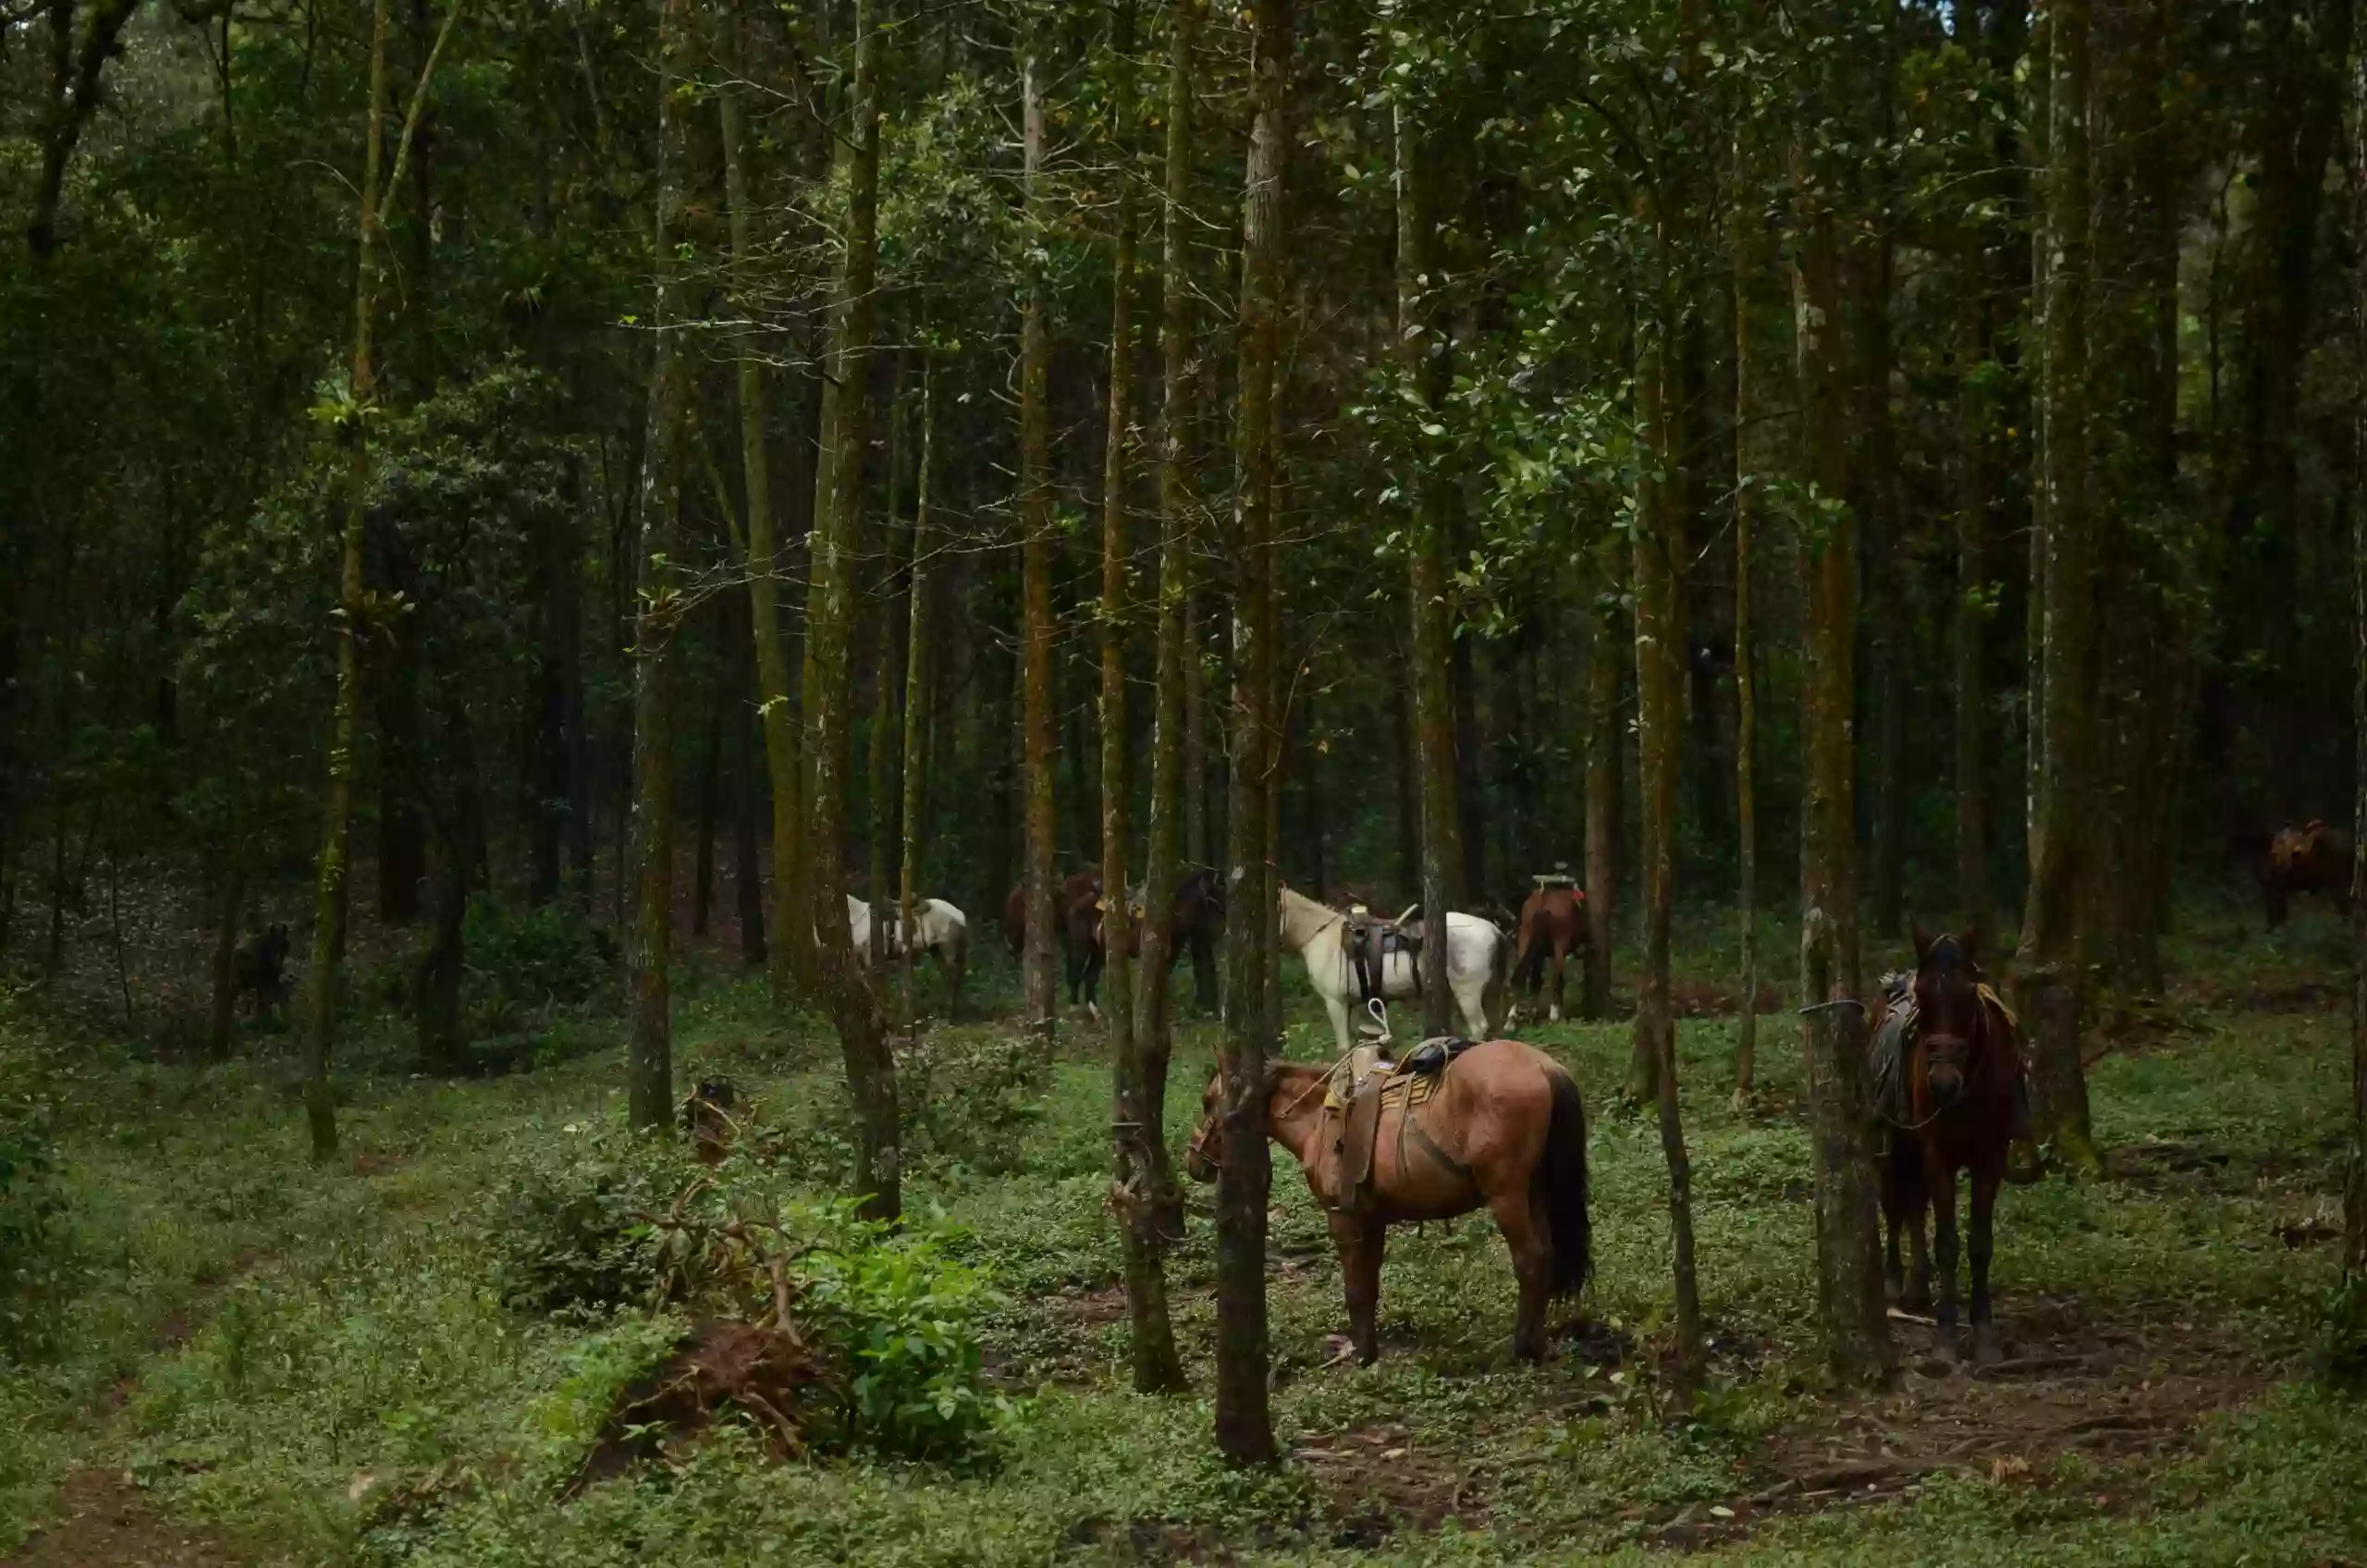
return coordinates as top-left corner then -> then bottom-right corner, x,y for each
1183,1039 -> 1591,1363
1097,867 -> 1228,1012
1512,885 -> 1588,1022
2262,820 -> 2355,929
1874,925 -> 2023,1362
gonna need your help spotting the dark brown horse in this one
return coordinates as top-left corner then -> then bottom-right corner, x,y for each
1183,1039 -> 1590,1363
1512,885 -> 1588,1023
2262,820 -> 2354,929
1097,866 -> 1228,1012
1875,925 -> 2023,1363
1002,870 -> 1108,1015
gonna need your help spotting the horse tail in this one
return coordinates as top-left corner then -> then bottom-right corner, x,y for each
1535,1067 -> 1592,1300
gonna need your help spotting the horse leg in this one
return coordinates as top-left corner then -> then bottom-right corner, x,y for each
1084,945 -> 1105,1024
1882,1145 -> 1904,1305
1325,992 -> 1352,1055
1549,939 -> 1568,1023
1928,1147 -> 1961,1338
1489,1188 -> 1553,1362
1968,1159 -> 2003,1366
1331,1212 -> 1386,1365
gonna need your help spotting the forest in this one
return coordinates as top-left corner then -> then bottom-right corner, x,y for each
6,0 -> 2367,1561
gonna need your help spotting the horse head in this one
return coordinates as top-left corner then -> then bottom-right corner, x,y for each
1183,1067 -> 1228,1182
1909,922 -> 1987,1110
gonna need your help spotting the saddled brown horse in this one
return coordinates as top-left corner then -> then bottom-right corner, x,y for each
1874,925 -> 2023,1363
1512,885 -> 1588,1023
2262,820 -> 2354,929
1183,1038 -> 1591,1363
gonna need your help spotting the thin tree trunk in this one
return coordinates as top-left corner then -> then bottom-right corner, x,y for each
2017,0 -> 2100,1176
625,0 -> 695,1133
1185,585 -> 1210,871
720,2 -> 805,1003
1398,100 -> 1459,1037
1734,225 -> 1760,1102
207,863 -> 246,1060
1633,271 -> 1704,1390
1583,546 -> 1623,1021
731,585 -> 767,965
803,0 -> 897,1220
2350,225 -> 2367,1286
1956,267 -> 1991,935
868,361 -> 910,964
299,0 -> 460,1160
899,352 -> 936,1028
694,679 -> 722,937
1215,0 -> 1291,1469
1019,51 -> 1059,1043
1863,230 -> 1906,942
1121,0 -> 1195,1398
1793,173 -> 1895,1389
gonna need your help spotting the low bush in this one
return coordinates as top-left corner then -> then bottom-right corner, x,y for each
462,899 -> 618,1035
0,1095 -> 68,1357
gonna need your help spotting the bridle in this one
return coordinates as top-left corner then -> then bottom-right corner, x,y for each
1185,1058 -> 1345,1173
1898,959 -> 1995,1133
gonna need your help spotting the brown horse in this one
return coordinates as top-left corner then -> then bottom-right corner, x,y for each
1183,1038 -> 1591,1363
1098,867 -> 1228,1011
1874,925 -> 2022,1363
1512,886 -> 1588,1023
1003,870 -> 1123,1018
2262,820 -> 2354,929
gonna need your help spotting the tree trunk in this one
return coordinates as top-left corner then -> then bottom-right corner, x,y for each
1862,229 -> 1906,942
207,862 -> 246,1060
1955,268 -> 1991,935
720,2 -> 806,1005
1633,273 -> 1705,1390
867,362 -> 910,964
2017,0 -> 2100,1176
1020,51 -> 1060,1043
1215,0 -> 1291,1469
732,588 -> 767,965
1583,546 -> 1623,1020
803,0 -> 897,1220
417,753 -> 482,1074
2350,264 -> 2367,1289
1734,224 -> 1760,1101
899,352 -> 936,1028
300,0 -> 456,1160
1451,635 -> 1486,902
694,676 -> 722,937
1793,170 -> 1895,1388
1398,99 -> 1459,1037
1122,0 -> 1196,1398
625,0 -> 695,1133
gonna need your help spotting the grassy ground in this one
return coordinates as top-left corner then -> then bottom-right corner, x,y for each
2,898 -> 2364,1566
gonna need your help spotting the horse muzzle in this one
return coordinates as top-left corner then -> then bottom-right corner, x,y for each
1183,1134 -> 1219,1183
1924,1047 -> 1968,1108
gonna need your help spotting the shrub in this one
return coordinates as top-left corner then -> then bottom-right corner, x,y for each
463,898 -> 618,1034
487,1158 -> 664,1318
794,1206 -> 1009,1464
0,1096 -> 68,1357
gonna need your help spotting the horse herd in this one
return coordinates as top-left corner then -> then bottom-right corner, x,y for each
841,870 -> 1596,1044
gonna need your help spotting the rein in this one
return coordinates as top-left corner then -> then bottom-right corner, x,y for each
1186,1056 -> 1350,1172
1889,984 -> 2005,1133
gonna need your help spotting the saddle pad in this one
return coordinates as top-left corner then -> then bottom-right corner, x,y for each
1322,1063 -> 1444,1117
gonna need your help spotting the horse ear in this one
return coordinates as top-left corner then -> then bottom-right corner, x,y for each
1910,920 -> 1933,961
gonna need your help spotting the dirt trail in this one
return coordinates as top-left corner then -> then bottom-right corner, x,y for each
2,1473 -> 236,1568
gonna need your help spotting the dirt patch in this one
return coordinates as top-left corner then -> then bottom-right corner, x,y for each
2,1472 -> 238,1568
1295,1424 -> 1488,1541
1655,1294 -> 2283,1550
572,1320 -> 821,1492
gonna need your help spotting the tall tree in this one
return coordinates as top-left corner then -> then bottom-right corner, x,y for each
1018,49 -> 1060,1042
1398,91 -> 1460,1038
719,0 -> 806,1004
1793,126 -> 1894,1387
297,0 -> 460,1158
1214,0 -> 1292,1469
1121,0 -> 1196,1397
1733,223 -> 1761,1104
803,0 -> 898,1219
1632,263 -> 1704,1391
624,0 -> 695,1133
2017,0 -> 2100,1176
899,350 -> 936,1030
1582,545 -> 1623,1021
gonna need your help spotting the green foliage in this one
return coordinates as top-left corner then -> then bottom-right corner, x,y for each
462,898 -> 620,1034
2320,1270 -> 2367,1393
486,1141 -> 674,1319
0,1093 -> 68,1359
795,1204 -> 1011,1465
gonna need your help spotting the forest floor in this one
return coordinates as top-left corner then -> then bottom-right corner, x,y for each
3,895 -> 2365,1565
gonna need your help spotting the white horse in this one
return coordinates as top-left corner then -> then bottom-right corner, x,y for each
1277,886 -> 1508,1053
846,895 -> 971,1016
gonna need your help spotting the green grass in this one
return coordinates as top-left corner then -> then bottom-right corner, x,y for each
1,918 -> 2362,1566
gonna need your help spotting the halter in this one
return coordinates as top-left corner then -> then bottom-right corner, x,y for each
1892,937 -> 1996,1132
1184,1050 -> 1356,1172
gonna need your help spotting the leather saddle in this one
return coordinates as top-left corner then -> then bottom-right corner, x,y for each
1322,1013 -> 1478,1210
1342,902 -> 1423,1003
